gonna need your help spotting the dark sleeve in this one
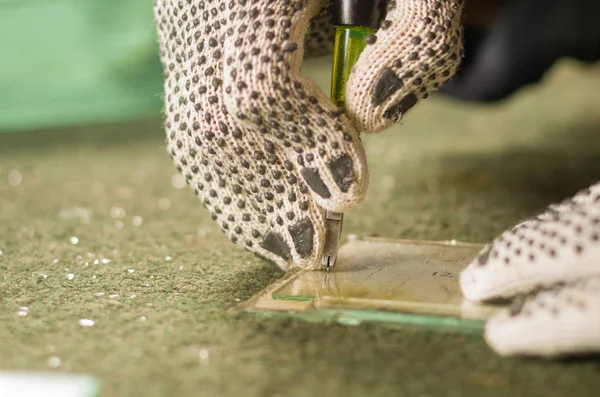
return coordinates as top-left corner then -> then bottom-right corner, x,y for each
439,0 -> 600,102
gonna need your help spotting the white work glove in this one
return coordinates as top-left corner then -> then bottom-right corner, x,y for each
153,0 -> 464,270
461,182 -> 600,358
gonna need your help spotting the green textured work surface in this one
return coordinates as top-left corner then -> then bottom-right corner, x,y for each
0,0 -> 162,132
2,59 -> 600,396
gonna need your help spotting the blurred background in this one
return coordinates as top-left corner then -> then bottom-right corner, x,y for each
1,0 -> 162,133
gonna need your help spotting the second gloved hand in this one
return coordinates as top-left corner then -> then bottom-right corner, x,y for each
461,182 -> 600,358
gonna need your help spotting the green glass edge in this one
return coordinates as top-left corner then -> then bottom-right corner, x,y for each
268,276 -> 484,332
244,306 -> 484,334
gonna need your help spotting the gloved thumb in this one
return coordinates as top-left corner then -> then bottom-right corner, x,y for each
344,0 -> 465,133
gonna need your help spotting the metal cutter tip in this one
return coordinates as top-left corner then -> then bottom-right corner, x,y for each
321,210 -> 344,272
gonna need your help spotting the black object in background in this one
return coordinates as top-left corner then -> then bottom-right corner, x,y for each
440,0 -> 600,102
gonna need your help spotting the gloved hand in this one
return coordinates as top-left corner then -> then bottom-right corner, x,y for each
153,0 -> 464,270
460,182 -> 600,358
443,0 -> 600,358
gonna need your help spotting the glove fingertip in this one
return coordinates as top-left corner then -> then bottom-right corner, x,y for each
344,0 -> 464,133
485,278 -> 600,357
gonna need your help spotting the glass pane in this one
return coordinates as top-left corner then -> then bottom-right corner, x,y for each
243,238 -> 506,331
